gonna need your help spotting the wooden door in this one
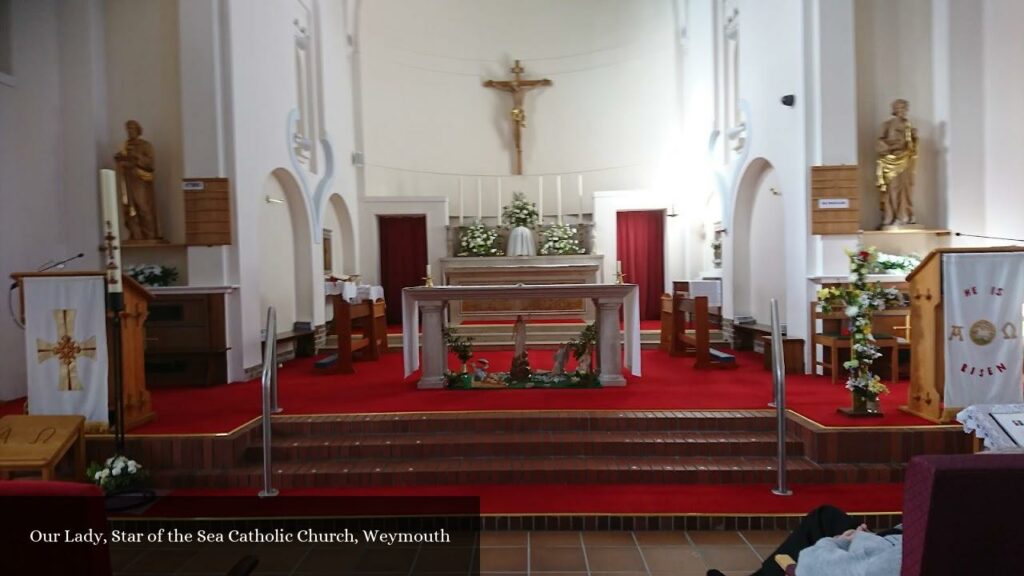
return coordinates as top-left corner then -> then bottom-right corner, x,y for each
378,215 -> 428,324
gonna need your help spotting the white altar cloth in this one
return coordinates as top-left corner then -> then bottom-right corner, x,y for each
402,283 -> 641,388
957,404 -> 1024,451
325,281 -> 384,302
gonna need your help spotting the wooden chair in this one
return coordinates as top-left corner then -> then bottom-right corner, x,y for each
672,294 -> 736,369
316,296 -> 388,374
809,301 -> 905,384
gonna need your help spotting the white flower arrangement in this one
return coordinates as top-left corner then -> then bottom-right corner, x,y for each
540,224 -> 585,255
501,192 -> 539,229
817,247 -> 904,399
873,252 -> 921,274
125,263 -> 178,287
87,455 -> 147,492
457,222 -> 503,257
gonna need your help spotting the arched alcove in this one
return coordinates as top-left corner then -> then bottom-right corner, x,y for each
323,193 -> 356,275
732,157 -> 785,324
259,169 -> 315,331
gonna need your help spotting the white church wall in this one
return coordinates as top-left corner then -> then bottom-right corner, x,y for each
854,0 -> 937,232
104,0 -> 185,246
356,0 -> 680,221
982,0 -> 1024,244
719,0 -> 808,342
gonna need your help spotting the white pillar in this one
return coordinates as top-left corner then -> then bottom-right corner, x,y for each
418,301 -> 447,389
596,298 -> 626,386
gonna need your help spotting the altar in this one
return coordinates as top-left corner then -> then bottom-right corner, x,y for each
402,283 -> 640,388
440,255 -> 603,323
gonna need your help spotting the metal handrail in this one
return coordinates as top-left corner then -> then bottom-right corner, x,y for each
769,298 -> 792,496
259,307 -> 279,498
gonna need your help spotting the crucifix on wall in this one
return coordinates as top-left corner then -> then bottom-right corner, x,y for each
483,60 -> 552,175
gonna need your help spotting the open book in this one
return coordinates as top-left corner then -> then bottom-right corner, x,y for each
991,412 -> 1024,447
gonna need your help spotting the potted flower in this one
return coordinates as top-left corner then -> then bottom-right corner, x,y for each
442,327 -> 474,388
87,454 -> 153,509
125,263 -> 178,287
817,247 -> 903,415
457,223 -> 503,257
539,223 -> 585,255
502,192 -> 539,256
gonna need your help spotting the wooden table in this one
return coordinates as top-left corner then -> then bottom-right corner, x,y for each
0,415 -> 86,481
760,335 -> 806,374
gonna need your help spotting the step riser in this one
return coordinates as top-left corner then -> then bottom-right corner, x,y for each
244,440 -> 805,462
152,466 -> 904,490
268,417 -> 779,436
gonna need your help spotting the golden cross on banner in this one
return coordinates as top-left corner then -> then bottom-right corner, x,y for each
483,59 -> 552,175
36,309 -> 97,392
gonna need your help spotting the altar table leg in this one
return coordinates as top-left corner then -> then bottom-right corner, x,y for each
419,301 -> 446,389
596,299 -> 626,386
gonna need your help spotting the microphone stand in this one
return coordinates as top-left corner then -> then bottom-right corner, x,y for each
954,232 -> 1024,243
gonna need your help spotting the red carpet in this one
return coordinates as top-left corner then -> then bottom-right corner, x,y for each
148,483 -> 903,516
0,349 -> 936,434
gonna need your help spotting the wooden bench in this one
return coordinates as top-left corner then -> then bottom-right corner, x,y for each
315,297 -> 387,374
671,294 -> 736,370
0,415 -> 86,481
760,335 -> 806,374
809,301 -> 907,384
732,322 -> 773,351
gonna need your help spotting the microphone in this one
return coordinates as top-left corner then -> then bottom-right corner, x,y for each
38,253 -> 85,273
11,253 -> 87,290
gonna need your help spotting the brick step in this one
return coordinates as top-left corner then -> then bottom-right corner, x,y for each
244,431 -> 805,462
266,411 -> 779,436
151,457 -> 905,490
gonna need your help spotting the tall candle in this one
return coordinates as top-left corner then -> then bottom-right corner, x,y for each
497,178 -> 502,225
538,176 -> 544,221
556,176 -> 563,224
426,264 -> 432,277
477,178 -> 482,221
458,178 -> 464,225
100,169 -> 123,294
578,174 -> 584,222
616,260 -> 622,274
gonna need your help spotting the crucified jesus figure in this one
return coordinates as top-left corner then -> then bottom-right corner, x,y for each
483,60 -> 552,175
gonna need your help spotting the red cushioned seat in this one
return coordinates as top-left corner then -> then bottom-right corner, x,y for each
901,454 -> 1024,576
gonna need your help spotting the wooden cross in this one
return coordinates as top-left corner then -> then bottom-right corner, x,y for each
36,309 -> 97,392
483,60 -> 552,175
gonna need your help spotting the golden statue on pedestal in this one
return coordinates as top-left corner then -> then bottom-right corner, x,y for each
876,99 -> 918,229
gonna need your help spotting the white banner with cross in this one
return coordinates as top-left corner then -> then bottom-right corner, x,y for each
942,253 -> 1024,408
23,276 -> 109,426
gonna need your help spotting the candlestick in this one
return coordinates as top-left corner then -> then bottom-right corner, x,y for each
578,174 -> 583,222
477,178 -> 482,221
426,264 -> 431,277
556,175 -> 563,225
100,169 -> 123,294
538,176 -> 544,222
497,178 -> 502,225
616,260 -> 622,274
459,178 -> 464,225
423,264 -> 433,287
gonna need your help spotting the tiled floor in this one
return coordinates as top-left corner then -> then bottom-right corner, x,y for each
110,530 -> 786,575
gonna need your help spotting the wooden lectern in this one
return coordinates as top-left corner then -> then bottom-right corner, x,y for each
10,272 -> 155,431
902,247 -> 1024,422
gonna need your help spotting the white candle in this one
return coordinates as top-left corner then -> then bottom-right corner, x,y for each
426,264 -> 432,277
458,178 -> 464,225
497,178 -> 502,225
556,175 -> 563,224
578,174 -> 584,222
477,178 -> 482,221
100,169 -> 123,294
616,260 -> 622,274
538,176 -> 544,221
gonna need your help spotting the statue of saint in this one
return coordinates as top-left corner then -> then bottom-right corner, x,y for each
115,120 -> 160,240
551,344 -> 568,376
875,99 -> 918,228
512,315 -> 527,359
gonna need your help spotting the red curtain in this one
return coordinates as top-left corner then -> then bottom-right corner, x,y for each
616,210 -> 665,321
378,215 -> 427,324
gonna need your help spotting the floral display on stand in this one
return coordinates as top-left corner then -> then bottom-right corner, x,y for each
125,264 -> 178,287
539,223 -> 585,255
87,455 -> 147,493
457,223 -> 503,257
817,247 -> 904,415
501,192 -> 539,228
872,252 -> 921,274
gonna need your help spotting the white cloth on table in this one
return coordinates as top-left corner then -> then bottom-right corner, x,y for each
506,226 -> 536,257
325,281 -> 383,303
957,403 -> 1024,451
